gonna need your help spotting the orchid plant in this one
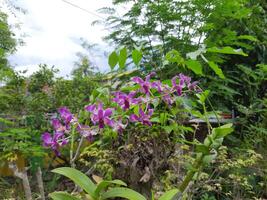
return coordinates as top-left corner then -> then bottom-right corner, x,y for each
42,72 -> 233,200
41,72 -> 199,160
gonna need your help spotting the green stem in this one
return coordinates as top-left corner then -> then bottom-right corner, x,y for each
203,103 -> 212,134
70,125 -> 75,167
178,154 -> 204,192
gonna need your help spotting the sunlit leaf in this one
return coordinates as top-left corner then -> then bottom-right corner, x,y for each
95,179 -> 127,197
49,192 -> 81,200
101,187 -> 146,200
237,35 -> 258,42
108,51 -> 118,70
208,61 -> 225,79
207,46 -> 247,56
52,167 -> 96,199
185,59 -> 203,75
119,47 -> 127,69
158,189 -> 179,200
132,49 -> 142,66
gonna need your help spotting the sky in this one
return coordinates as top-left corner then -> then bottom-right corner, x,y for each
2,0 -> 119,77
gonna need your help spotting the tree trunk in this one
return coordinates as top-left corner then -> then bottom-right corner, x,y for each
9,163 -> 32,200
36,166 -> 45,200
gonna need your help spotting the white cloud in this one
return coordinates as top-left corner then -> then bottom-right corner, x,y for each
4,0 -> 115,77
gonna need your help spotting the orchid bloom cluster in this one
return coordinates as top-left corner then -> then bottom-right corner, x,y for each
42,73 -> 199,155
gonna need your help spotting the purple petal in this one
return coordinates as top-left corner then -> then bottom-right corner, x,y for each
104,118 -> 115,127
104,108 -> 113,117
145,72 -> 156,82
138,107 -> 146,117
130,114 -> 139,122
42,132 -> 52,146
128,91 -> 136,98
54,131 -> 64,141
148,109 -> 154,116
85,104 -> 96,112
171,76 -> 179,87
51,119 -> 61,130
131,77 -> 144,84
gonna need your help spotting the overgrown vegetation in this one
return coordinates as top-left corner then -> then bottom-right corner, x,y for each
0,0 -> 266,199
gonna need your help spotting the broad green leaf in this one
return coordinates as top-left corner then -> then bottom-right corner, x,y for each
208,61 -> 225,79
119,47 -> 127,69
165,50 -> 184,65
95,180 -> 127,197
108,51 -> 118,70
101,187 -> 146,200
237,35 -> 258,42
195,144 -> 210,154
158,189 -> 179,200
49,192 -> 81,200
212,123 -> 233,139
204,135 -> 213,147
185,59 -> 203,75
132,49 -> 142,66
51,167 -> 96,199
207,46 -> 248,56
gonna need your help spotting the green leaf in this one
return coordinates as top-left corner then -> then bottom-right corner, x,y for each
212,123 -> 233,139
208,61 -> 225,79
196,144 -> 210,154
185,59 -> 203,75
237,35 -> 258,42
119,47 -> 127,69
150,117 -> 160,123
51,167 -> 96,199
0,117 -> 14,126
163,126 -> 173,134
49,192 -> 82,200
101,187 -> 146,200
108,51 -> 118,70
207,46 -> 248,56
196,90 -> 210,104
95,180 -> 127,197
0,48 -> 4,57
165,50 -> 184,65
132,49 -> 142,66
158,189 -> 179,200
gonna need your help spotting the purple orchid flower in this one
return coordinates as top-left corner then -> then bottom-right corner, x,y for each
171,76 -> 183,96
151,81 -> 164,93
131,72 -> 156,95
171,73 -> 192,96
41,132 -> 68,156
85,102 -> 114,129
77,124 -> 97,141
188,81 -> 199,91
112,91 -> 141,110
112,119 -> 128,133
51,118 -> 66,132
172,73 -> 199,95
58,107 -> 73,125
130,107 -> 154,126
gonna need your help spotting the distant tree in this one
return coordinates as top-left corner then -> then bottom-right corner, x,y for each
0,11 -> 16,80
